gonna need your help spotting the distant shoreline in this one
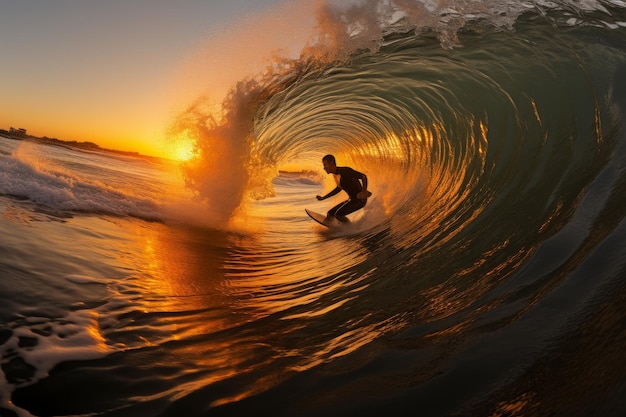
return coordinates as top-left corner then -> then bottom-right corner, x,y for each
0,131 -> 167,163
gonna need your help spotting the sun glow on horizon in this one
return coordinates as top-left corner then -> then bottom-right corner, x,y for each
170,139 -> 197,162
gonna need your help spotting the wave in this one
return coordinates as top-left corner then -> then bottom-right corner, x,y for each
172,0 -> 626,237
0,142 -> 163,220
4,2 -> 626,415
160,4 -> 626,409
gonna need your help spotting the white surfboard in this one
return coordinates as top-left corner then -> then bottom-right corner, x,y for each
305,209 -> 334,227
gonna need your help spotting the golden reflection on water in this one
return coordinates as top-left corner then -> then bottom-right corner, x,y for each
132,227 -> 219,299
122,218 -> 379,406
107,220 -> 244,345
103,162 -> 395,407
490,393 -> 534,417
224,233 -> 372,316
118,198 -> 375,329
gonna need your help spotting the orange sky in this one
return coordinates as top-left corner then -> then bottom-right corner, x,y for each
0,0 -> 315,159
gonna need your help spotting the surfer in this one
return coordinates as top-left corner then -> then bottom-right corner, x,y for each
316,154 -> 371,222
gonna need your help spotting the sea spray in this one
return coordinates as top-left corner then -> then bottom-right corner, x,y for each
0,142 -> 163,219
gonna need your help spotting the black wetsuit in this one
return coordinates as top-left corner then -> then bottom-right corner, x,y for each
323,166 -> 367,219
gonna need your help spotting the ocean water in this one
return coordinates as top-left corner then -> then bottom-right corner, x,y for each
2,1 -> 626,416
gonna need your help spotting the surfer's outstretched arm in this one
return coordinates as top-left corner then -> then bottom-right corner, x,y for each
316,186 -> 341,200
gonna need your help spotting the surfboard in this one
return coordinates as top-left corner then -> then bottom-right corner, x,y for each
305,209 -> 333,227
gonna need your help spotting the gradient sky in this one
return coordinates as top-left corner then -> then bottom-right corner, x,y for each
0,0 -> 315,158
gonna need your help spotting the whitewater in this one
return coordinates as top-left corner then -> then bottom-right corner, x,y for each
2,0 -> 626,416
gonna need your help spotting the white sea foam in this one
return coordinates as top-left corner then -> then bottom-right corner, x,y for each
0,144 -> 163,220
0,310 -> 113,416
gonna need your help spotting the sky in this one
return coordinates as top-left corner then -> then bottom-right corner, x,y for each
0,0 -> 315,159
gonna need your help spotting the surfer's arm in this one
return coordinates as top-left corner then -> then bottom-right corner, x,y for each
356,172 -> 371,200
316,186 -> 341,200
360,173 -> 368,193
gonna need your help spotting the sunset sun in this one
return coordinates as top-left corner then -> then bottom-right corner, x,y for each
171,139 -> 196,161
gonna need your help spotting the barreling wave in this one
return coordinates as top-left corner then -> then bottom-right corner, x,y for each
173,0 -> 626,246
162,6 -> 626,410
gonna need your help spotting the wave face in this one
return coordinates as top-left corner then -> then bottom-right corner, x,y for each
167,2 -> 626,411
177,0 -> 626,253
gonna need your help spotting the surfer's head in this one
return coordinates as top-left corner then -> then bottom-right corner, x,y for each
322,154 -> 337,174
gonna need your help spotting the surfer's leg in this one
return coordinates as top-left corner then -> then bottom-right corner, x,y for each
327,201 -> 347,221
334,199 -> 365,222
